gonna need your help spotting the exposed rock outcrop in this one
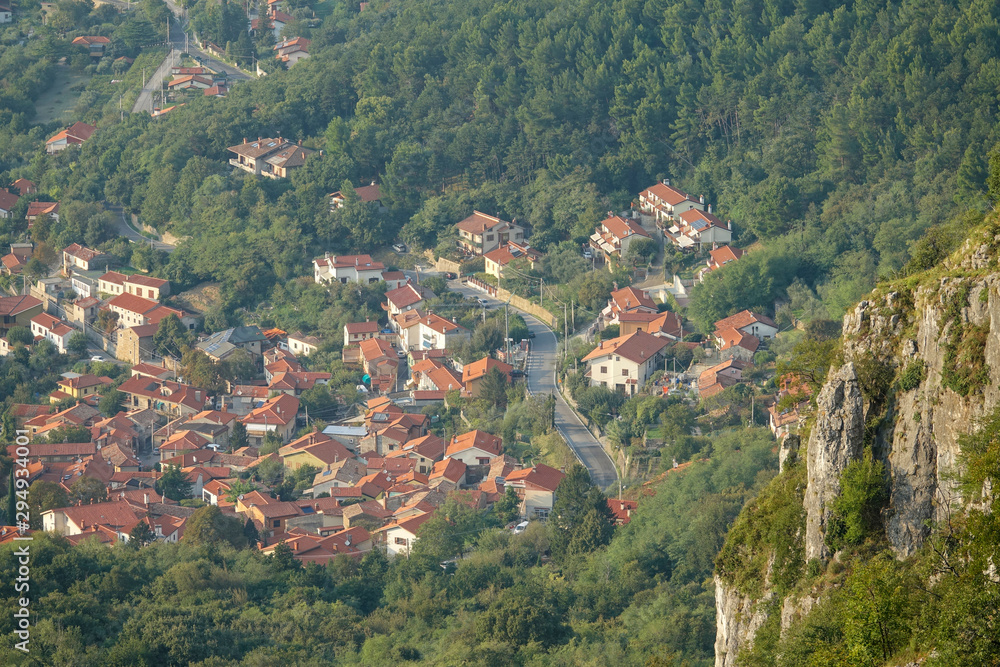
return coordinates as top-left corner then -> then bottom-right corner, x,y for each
804,363 -> 864,561
714,574 -> 773,667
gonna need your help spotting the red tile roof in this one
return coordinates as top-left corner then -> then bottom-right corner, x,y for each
601,214 -> 650,241
455,211 -> 512,235
462,356 -> 513,384
446,430 -> 502,458
641,182 -> 700,207
713,309 -> 777,332
582,330 -> 670,365
0,295 -> 41,317
505,464 -> 565,492
385,283 -> 426,310
0,189 -> 18,212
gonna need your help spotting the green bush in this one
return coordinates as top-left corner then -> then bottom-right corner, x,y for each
898,360 -> 925,392
824,448 -> 888,552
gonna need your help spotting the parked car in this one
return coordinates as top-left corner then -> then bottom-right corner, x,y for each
91,355 -> 105,362
444,272 -> 457,280
397,348 -> 407,359
583,248 -> 593,259
511,369 -> 525,379
527,331 -> 536,339
513,520 -> 530,534
476,298 -> 490,307
392,243 -> 407,253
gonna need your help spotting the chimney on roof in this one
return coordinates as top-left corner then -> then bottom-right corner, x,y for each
243,137 -> 247,144
258,137 -> 261,142
708,204 -> 712,214
728,220 -> 732,231
663,178 -> 670,186
144,493 -> 149,505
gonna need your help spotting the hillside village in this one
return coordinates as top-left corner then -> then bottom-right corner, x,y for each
0,170 -> 806,565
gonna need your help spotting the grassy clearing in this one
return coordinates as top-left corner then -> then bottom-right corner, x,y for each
33,66 -> 92,125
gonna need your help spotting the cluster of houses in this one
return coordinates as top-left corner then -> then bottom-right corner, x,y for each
248,0 -> 312,67
165,64 -> 230,99
583,179 -> 744,277
9,364 -> 572,561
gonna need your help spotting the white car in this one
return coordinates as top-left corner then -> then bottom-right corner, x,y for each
91,355 -> 105,362
583,248 -> 593,259
477,298 -> 490,307
392,243 -> 407,253
512,520 -> 530,534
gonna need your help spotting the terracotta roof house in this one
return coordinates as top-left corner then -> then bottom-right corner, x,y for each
583,330 -> 670,396
483,241 -> 544,280
46,121 -> 97,153
62,243 -> 112,273
25,201 -> 59,224
0,188 -> 18,218
607,498 -> 638,525
385,282 -> 433,316
0,294 -> 43,335
378,511 -> 434,558
328,182 -> 382,210
41,501 -> 141,537
30,312 -> 74,354
279,431 -> 353,470
227,137 -> 312,178
344,320 -> 379,346
239,393 -> 299,445
712,310 -> 778,360
666,207 -> 732,250
638,180 -> 704,224
117,375 -> 213,417
462,356 -> 513,398
263,142 -> 315,178
396,311 -> 469,352
590,214 -> 650,263
705,245 -> 745,274
274,36 -> 311,65
445,429 -> 503,466
167,75 -> 214,90
455,211 -> 525,256
11,179 -> 36,196
313,253 -> 385,285
504,464 -> 566,519
698,358 -> 751,399
287,331 -> 322,357
601,286 -> 658,326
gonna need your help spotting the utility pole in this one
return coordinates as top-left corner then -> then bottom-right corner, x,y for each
571,299 -> 575,331
563,303 -> 568,359
539,278 -> 543,307
504,303 -> 509,363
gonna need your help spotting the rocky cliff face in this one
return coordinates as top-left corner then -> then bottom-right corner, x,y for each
713,228 -> 1000,664
803,363 -> 864,561
714,574 -> 773,667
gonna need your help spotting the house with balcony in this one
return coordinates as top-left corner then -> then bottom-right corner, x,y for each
638,180 -> 704,224
313,253 -> 386,285
589,214 -> 651,264
665,207 -> 732,250
455,211 -> 525,256
227,137 -> 313,178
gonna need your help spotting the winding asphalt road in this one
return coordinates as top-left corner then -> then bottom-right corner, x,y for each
443,275 -> 619,490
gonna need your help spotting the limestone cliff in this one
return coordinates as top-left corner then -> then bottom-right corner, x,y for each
803,363 -> 863,561
713,225 -> 1000,665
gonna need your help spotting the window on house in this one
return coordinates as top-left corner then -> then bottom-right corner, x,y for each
486,234 -> 494,241
600,366 -> 607,374
615,356 -> 620,361
273,520 -> 280,527
395,537 -> 407,545
477,458 -> 490,465
622,369 -> 628,376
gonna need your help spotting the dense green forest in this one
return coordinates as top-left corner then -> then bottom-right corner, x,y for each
4,0 -> 1000,332
0,430 -> 778,665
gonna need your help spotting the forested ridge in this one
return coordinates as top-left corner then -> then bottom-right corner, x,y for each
4,0 -> 1000,328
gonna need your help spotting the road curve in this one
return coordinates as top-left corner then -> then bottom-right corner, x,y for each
444,276 -> 619,490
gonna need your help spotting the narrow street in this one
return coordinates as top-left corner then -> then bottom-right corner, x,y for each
442,273 -> 619,490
